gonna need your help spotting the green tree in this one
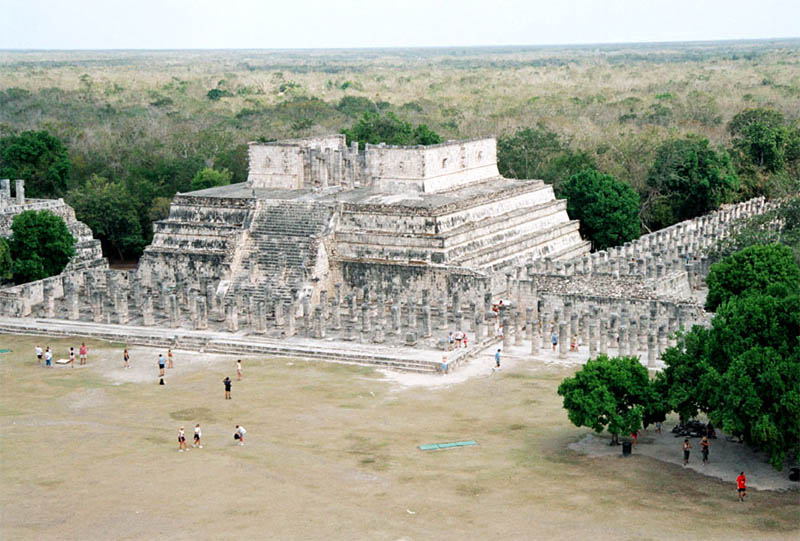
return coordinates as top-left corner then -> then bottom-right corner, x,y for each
344,112 -> 441,148
729,108 -> 793,173
497,125 -> 563,180
0,237 -> 12,282
189,167 -> 232,192
562,168 -> 640,250
0,130 -> 71,198
9,210 -> 75,284
654,327 -> 714,422
557,355 -> 652,445
705,244 -> 800,311
544,149 -> 597,195
67,175 -> 144,260
644,135 -> 738,230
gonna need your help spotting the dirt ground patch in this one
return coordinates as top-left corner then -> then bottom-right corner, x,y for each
1,333 -> 798,540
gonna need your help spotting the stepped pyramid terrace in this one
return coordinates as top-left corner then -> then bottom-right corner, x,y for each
0,136 -> 774,372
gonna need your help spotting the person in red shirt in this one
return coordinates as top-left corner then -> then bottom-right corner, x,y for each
736,472 -> 747,502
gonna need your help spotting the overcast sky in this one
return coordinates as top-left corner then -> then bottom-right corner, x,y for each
2,0 -> 798,49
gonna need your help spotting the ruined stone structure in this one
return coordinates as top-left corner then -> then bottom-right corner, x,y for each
0,139 -> 776,372
0,178 -> 107,274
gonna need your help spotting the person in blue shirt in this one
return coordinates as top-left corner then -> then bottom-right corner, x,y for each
494,349 -> 501,368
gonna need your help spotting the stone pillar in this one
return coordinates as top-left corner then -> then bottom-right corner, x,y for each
330,294 -> 342,331
275,299 -> 286,327
0,178 -> 9,203
361,303 -> 370,336
474,309 -> 484,340
43,282 -> 55,318
92,290 -> 104,323
422,303 -> 432,338
569,313 -> 579,348
117,289 -> 129,325
256,301 -> 267,334
225,301 -> 238,332
502,316 -> 511,349
343,317 -> 354,341
647,334 -> 657,368
286,303 -> 296,337
599,317 -> 608,354
195,296 -> 208,330
15,179 -> 25,205
581,312 -> 590,347
657,325 -> 668,357
391,302 -> 401,335
530,315 -> 540,355
169,294 -> 180,328
589,321 -> 598,357
438,296 -> 448,330
618,326 -> 627,357
302,299 -> 312,337
514,310 -> 523,346
407,294 -> 417,329
142,295 -> 155,326
67,282 -> 80,320
313,306 -> 325,339
373,319 -> 385,344
525,307 -> 534,342
558,322 -> 568,359
541,312 -> 550,349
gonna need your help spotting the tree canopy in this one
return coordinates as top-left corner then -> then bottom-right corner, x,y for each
0,238 -> 12,282
67,175 -> 144,260
0,130 -> 72,198
557,355 -> 653,444
344,112 -> 441,148
562,168 -> 640,250
705,243 -> 800,311
189,167 -> 232,192
8,210 -> 75,283
644,135 -> 738,230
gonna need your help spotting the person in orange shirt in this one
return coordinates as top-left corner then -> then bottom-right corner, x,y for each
736,472 -> 747,502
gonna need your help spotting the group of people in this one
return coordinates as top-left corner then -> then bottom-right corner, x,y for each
177,423 -> 246,451
35,343 -> 88,367
446,331 -> 469,350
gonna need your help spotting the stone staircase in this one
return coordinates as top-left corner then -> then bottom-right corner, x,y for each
229,201 -> 337,305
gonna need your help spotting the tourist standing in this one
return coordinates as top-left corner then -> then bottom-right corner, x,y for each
223,376 -> 232,399
68,346 -> 75,368
234,425 -> 246,445
158,354 -> 166,377
35,345 -> 42,365
655,421 -> 663,435
462,333 -> 468,348
736,472 -> 747,502
79,343 -> 88,365
551,332 -> 558,351
44,346 -> 52,367
454,330 -> 463,348
178,427 -> 188,452
237,360 -> 243,381
494,348 -> 501,369
123,348 -> 130,369
682,438 -> 692,466
193,424 -> 202,448
700,436 -> 710,465
167,348 -> 174,369
447,332 -> 454,351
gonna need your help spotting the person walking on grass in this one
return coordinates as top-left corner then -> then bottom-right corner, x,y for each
234,425 -> 246,445
237,360 -> 243,381
45,346 -> 52,368
123,348 -> 130,369
68,346 -> 75,368
223,376 -> 232,399
700,436 -> 710,465
682,438 -> 692,466
158,354 -> 166,377
79,343 -> 88,365
35,345 -> 42,365
178,427 -> 188,452
736,472 -> 747,502
193,424 -> 202,448
167,348 -> 174,369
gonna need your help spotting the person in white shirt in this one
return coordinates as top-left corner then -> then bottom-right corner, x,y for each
35,345 -> 43,365
234,425 -> 246,446
193,424 -> 202,448
178,427 -> 188,452
44,347 -> 53,367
